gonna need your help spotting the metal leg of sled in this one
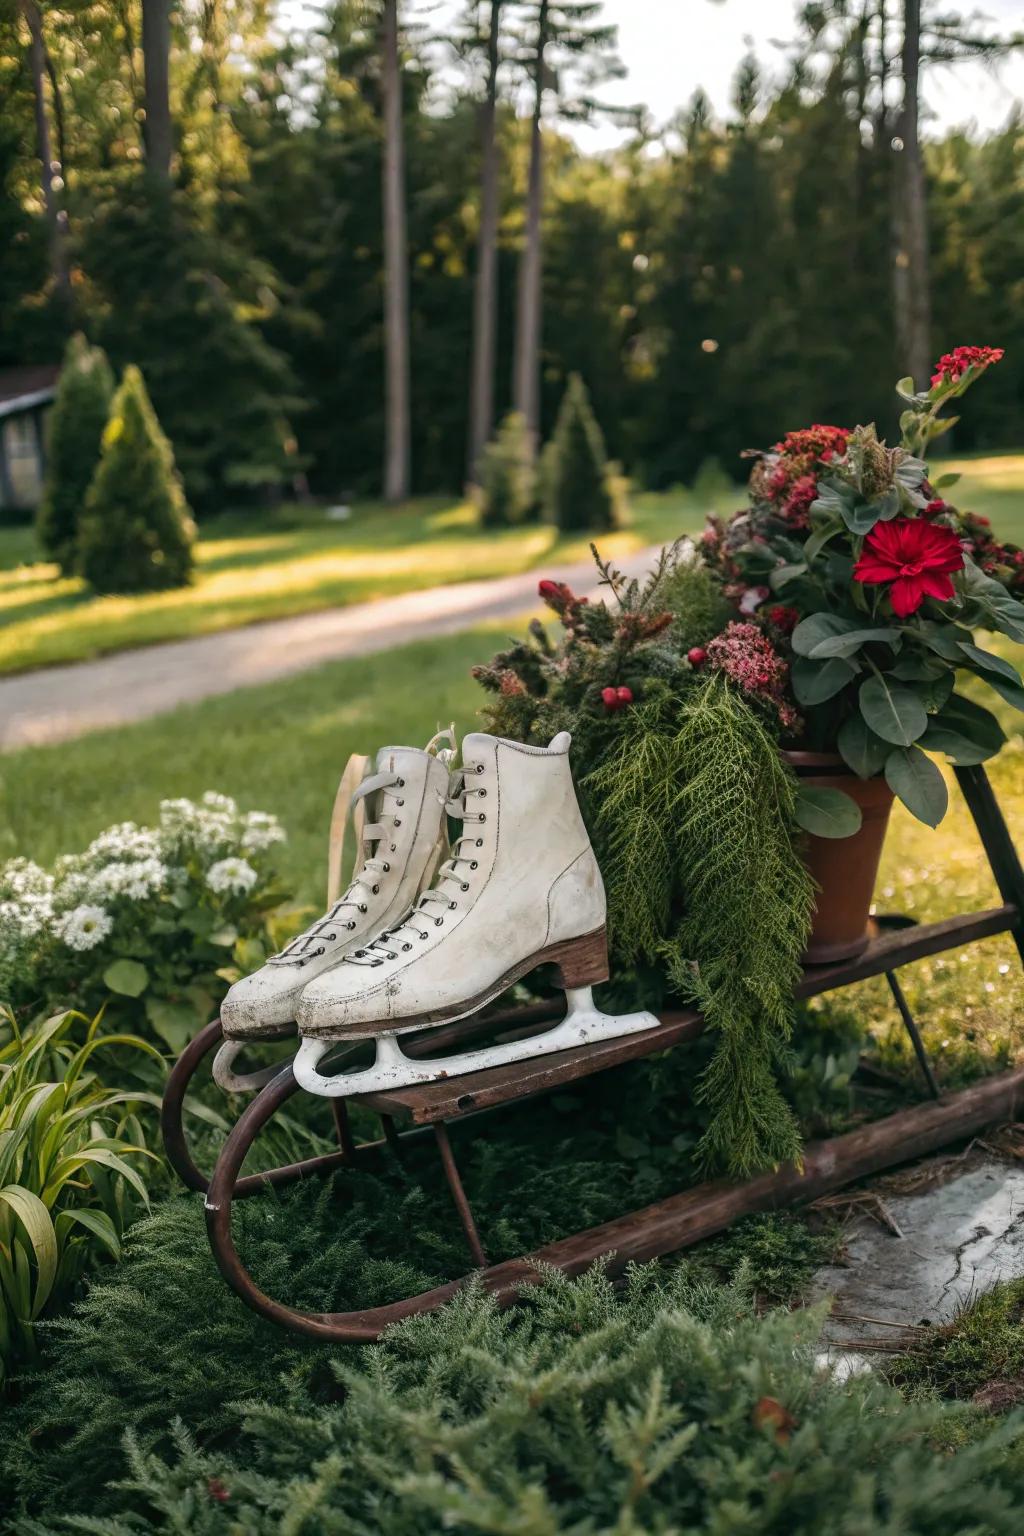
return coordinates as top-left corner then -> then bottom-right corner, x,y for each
884,970 -> 941,1100
433,1121 -> 488,1269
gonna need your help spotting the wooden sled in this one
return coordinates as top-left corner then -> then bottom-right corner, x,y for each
165,764 -> 1024,1341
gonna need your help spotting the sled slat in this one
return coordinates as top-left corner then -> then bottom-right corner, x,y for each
357,905 -> 1017,1123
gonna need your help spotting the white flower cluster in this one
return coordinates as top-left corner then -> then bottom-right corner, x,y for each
0,793 -> 285,963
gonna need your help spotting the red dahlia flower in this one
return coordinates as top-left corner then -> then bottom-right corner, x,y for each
930,346 -> 1004,387
853,518 -> 965,617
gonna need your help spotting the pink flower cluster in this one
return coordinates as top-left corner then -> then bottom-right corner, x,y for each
707,621 -> 800,732
931,346 -> 1004,387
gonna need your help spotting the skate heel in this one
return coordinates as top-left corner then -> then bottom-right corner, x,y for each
545,927 -> 609,989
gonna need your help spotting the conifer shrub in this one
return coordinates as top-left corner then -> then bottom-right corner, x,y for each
35,333 -> 114,573
7,1209 -> 1024,1533
476,411 -> 536,527
540,373 -> 620,532
77,365 -> 196,593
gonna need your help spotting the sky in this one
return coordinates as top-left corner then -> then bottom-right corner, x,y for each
403,0 -> 1024,147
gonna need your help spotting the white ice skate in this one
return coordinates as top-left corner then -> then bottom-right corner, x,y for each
212,731 -> 454,1092
293,731 -> 659,1097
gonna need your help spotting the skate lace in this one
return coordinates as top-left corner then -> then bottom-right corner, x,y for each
271,769 -> 405,966
343,763 -> 487,967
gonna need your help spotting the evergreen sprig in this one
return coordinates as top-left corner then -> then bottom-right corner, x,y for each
587,677 -> 814,1175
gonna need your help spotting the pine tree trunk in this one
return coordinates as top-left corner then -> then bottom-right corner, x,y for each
466,0 -> 503,485
141,0 -> 173,183
512,0 -> 549,454
19,0 -> 69,300
893,0 -> 931,389
381,0 -> 411,503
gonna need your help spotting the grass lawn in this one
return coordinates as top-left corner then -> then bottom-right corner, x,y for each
0,485 -> 721,676
1,450 -> 1018,678
3,615 -> 1023,1090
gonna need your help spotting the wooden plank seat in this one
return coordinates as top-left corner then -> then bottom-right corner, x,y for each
354,904 -> 1018,1124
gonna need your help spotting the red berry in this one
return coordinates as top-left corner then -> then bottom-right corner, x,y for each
616,686 -> 633,704
601,686 -> 620,712
688,647 -> 707,667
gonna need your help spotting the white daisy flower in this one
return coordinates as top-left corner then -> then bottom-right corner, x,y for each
93,858 -> 168,901
206,858 -> 258,896
241,811 -> 285,852
56,904 -> 113,951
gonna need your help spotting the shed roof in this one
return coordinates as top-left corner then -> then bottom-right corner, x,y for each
0,364 -> 59,419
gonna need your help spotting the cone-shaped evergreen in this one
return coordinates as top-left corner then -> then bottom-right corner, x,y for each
77,366 -> 195,593
477,411 -> 536,527
541,373 -> 618,532
35,334 -> 115,573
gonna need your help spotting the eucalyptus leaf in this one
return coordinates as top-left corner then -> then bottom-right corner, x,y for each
891,653 -> 946,682
769,562 -> 806,592
791,656 -> 859,706
977,671 -> 1024,714
933,472 -> 960,490
795,786 -> 863,840
885,746 -> 948,828
837,714 -> 890,779
921,722 -> 997,766
957,642 -> 1022,687
858,674 -> 928,746
791,613 -> 861,658
939,694 -> 1006,752
810,627 -> 901,659
913,620 -> 973,661
803,518 -> 842,564
841,499 -> 885,535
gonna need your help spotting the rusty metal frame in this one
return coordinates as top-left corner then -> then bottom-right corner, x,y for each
166,764 -> 1024,1343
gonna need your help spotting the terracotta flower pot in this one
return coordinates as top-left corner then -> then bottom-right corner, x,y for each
783,751 -> 895,966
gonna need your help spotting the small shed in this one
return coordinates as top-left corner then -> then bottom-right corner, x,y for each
0,364 -> 59,514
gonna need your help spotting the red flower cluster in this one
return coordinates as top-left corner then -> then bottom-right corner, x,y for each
772,424 -> 851,462
930,346 -> 1004,387
707,621 -> 800,731
765,604 -> 799,634
853,517 -> 965,617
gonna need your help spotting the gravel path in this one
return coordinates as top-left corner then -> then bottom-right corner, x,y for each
0,547 -> 659,752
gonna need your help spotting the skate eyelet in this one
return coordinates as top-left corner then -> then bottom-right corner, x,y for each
478,814 -> 487,823
347,921 -> 356,929
396,798 -> 405,807
476,839 -> 483,848
461,882 -> 470,891
372,884 -> 380,894
449,900 -> 457,910
475,764 -> 484,774
470,860 -> 478,869
477,788 -> 487,797
394,819 -> 402,827
325,933 -> 336,941
402,942 -> 412,951
382,862 -> 390,872
397,777 -> 405,787
435,917 -> 444,927
359,903 -> 368,913
390,843 -> 397,852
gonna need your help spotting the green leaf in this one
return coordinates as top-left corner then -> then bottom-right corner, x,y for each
791,613 -> 861,658
144,996 -> 200,1052
794,786 -> 863,840
913,620 -> 973,661
768,562 -> 806,592
810,627 -> 901,659
803,518 -> 842,564
921,722 -> 998,766
940,694 -> 1006,752
895,375 -> 916,400
102,959 -> 149,999
977,671 -> 1024,714
957,642 -> 1023,687
891,652 -> 946,682
0,1186 -> 57,1319
885,746 -> 948,828
840,499 -> 885,535
858,674 -> 928,746
933,472 -> 960,490
55,1207 -> 121,1260
837,714 -> 890,779
791,656 -> 859,706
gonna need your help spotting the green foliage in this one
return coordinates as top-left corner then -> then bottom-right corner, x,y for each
691,1211 -> 844,1304
476,412 -> 536,527
35,335 -> 114,573
589,679 -> 814,1174
540,373 -> 619,532
0,1006 -> 157,1382
889,1275 -> 1024,1405
0,794 -> 293,1053
77,366 -> 196,594
8,1233 -> 1024,1533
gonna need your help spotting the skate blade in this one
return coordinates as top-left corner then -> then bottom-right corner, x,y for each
292,988 -> 662,1099
213,1039 -> 293,1095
